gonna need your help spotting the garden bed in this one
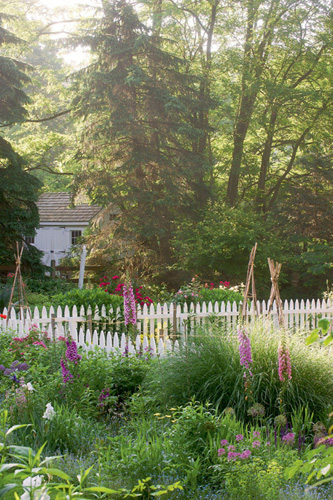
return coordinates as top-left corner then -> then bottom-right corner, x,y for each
0,320 -> 332,499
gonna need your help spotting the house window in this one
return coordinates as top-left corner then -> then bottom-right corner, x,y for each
25,236 -> 35,244
71,230 -> 82,245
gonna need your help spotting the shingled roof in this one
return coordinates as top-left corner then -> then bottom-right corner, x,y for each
37,192 -> 102,223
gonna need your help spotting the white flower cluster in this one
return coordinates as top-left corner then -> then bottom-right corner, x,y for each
42,403 -> 56,421
21,476 -> 50,500
22,382 -> 34,392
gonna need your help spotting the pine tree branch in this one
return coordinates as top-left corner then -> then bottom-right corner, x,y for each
0,109 -> 71,127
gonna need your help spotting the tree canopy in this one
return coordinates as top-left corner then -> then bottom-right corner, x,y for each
0,9 -> 42,264
0,0 -> 331,297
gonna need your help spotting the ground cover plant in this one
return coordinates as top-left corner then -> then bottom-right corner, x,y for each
0,318 -> 332,500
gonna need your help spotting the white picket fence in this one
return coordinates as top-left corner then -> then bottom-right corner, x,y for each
1,299 -> 332,352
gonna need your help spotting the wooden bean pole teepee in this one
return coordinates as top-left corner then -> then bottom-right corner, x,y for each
7,242 -> 32,323
241,243 -> 259,320
266,258 -> 285,327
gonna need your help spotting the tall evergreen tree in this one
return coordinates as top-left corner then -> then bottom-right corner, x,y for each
72,0 -> 212,266
0,11 -> 41,263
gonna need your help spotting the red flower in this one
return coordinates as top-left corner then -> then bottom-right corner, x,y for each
112,275 -> 120,280
0,314 -> 6,319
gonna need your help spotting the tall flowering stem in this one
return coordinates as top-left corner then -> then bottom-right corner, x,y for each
123,273 -> 137,327
65,340 -> 82,364
278,332 -> 292,412
61,339 -> 81,384
278,343 -> 292,383
238,325 -> 254,404
238,326 -> 253,374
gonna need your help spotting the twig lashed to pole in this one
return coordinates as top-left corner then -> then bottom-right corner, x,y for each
241,243 -> 258,320
267,258 -> 285,327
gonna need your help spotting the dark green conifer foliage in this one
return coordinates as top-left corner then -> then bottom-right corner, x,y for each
73,0 -> 212,264
0,12 -> 41,264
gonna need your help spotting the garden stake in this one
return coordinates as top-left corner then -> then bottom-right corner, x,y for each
51,313 -> 56,342
7,242 -> 32,325
88,313 -> 93,334
267,258 -> 285,328
172,302 -> 177,340
241,243 -> 259,321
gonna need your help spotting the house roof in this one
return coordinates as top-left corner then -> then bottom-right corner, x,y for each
38,192 -> 102,223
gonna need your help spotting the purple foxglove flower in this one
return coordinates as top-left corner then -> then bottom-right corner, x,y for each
238,326 -> 253,372
278,343 -> 292,382
65,340 -> 81,363
123,276 -> 137,326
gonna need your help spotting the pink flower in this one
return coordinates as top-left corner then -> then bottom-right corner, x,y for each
253,431 -> 260,438
238,327 -> 253,371
220,439 -> 229,446
33,341 -> 47,349
228,445 -> 236,451
124,276 -> 137,326
236,434 -> 244,442
252,440 -> 261,448
240,450 -> 251,459
282,432 -> 295,445
112,275 -> 120,280
218,448 -> 226,456
227,451 -> 240,461
278,343 -> 292,382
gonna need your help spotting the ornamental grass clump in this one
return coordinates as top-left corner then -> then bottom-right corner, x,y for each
145,320 -> 333,420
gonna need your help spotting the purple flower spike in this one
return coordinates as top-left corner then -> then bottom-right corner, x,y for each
65,340 -> 81,363
0,365 -> 5,371
238,326 -> 253,371
61,358 -> 74,384
124,275 -> 137,326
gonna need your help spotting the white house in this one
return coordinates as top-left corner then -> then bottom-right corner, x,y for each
28,192 -> 102,266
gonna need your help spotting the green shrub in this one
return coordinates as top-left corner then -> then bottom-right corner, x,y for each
173,276 -> 244,308
199,286 -> 243,306
25,292 -> 51,309
50,287 -> 123,311
49,288 -> 124,331
24,276 -> 74,296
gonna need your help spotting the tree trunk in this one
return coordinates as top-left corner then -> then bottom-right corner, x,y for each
226,0 -> 257,206
255,107 -> 278,212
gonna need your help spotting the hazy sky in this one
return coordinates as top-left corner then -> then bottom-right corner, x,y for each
35,0 -> 96,67
39,0 -> 82,7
